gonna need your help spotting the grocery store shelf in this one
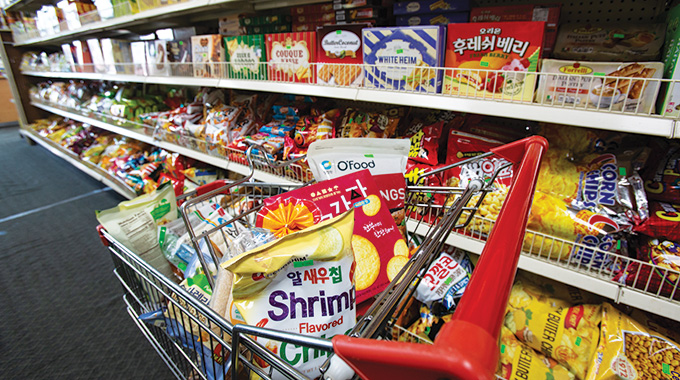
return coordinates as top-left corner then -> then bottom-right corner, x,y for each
12,0 -> 241,46
30,101 -> 305,185
23,69 -> 680,139
406,219 -> 680,322
20,128 -> 136,199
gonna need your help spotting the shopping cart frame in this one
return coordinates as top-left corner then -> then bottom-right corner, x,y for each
98,135 -> 547,380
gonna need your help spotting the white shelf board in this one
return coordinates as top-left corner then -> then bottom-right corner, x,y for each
406,219 -> 679,322
356,89 -> 677,139
31,101 -> 303,185
24,70 -> 678,138
20,128 -> 136,199
13,0 -> 224,46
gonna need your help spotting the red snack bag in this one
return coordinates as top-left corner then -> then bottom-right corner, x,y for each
256,170 -> 407,303
634,201 -> 680,241
643,146 -> 680,203
407,121 -> 443,166
445,130 -> 513,187
405,160 -> 447,225
614,237 -> 680,301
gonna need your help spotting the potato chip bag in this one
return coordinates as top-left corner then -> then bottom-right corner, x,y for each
634,201 -> 680,241
508,273 -> 604,311
585,302 -> 680,380
498,326 -> 576,380
504,280 -> 601,380
223,211 -> 356,379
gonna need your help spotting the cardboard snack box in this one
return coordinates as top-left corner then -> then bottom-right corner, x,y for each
293,12 -> 335,24
73,40 -> 94,73
333,0 -> 382,10
166,39 -> 192,77
265,32 -> 316,83
100,38 -> 133,74
130,41 -> 148,76
239,14 -> 291,27
469,4 -> 561,56
363,25 -> 447,93
396,11 -> 468,26
191,34 -> 225,78
317,23 -> 367,86
336,7 -> 386,22
146,40 -> 171,76
393,0 -> 470,15
86,38 -> 107,74
242,24 -> 292,35
443,21 -> 545,101
224,34 -> 267,80
537,59 -> 664,113
660,3 -> 680,117
292,3 -> 335,15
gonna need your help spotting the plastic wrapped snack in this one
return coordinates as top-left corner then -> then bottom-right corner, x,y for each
505,278 -> 602,380
498,326 -> 576,380
585,303 -> 680,380
223,211 -> 356,379
415,249 -> 473,310
634,201 -> 680,241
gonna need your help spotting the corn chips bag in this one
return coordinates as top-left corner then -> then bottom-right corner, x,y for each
504,278 -> 602,380
498,326 -> 576,380
223,211 -> 356,379
585,303 -> 680,380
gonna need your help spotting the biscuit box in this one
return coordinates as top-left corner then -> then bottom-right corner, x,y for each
469,4 -> 561,56
396,11 -> 468,26
146,40 -> 171,76
317,24 -> 367,86
335,7 -> 386,22
660,3 -> 680,116
166,39 -> 192,77
333,0 -> 382,10
537,59 -> 664,113
393,0 -> 470,15
191,34 -> 225,78
265,32 -> 316,83
100,39 -> 134,75
292,2 -> 335,15
255,169 -> 407,304
224,34 -> 267,80
363,25 -> 447,93
443,21 -> 545,101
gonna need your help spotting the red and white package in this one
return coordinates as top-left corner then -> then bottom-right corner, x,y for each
445,130 -> 513,187
407,121 -> 443,166
634,201 -> 680,241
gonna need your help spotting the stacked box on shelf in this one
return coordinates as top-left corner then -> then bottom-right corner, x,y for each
240,13 -> 291,35
396,11 -> 468,26
86,38 -> 107,73
191,34 -> 225,78
469,4 -> 561,57
137,0 -> 161,13
224,35 -> 267,80
317,23 -> 368,86
362,25 -> 446,93
265,32 -> 316,83
219,14 -> 240,36
73,40 -> 95,73
131,41 -> 148,75
336,6 -> 388,26
290,2 -> 335,33
393,0 -> 469,27
147,40 -> 171,76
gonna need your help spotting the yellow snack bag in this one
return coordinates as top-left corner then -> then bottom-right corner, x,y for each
586,303 -> 680,380
223,211 -> 356,379
508,273 -> 603,311
504,283 -> 601,380
498,326 -> 576,380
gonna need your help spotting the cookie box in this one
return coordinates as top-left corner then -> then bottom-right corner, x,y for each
317,23 -> 367,86
224,34 -> 267,80
393,0 -> 470,15
191,34 -> 225,78
266,32 -> 316,83
396,11 -> 468,26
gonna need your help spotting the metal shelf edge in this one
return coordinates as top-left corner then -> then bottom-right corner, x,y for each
31,101 -> 302,185
20,128 -> 136,199
618,288 -> 680,323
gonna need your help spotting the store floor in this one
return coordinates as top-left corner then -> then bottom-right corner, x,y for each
0,127 -> 173,379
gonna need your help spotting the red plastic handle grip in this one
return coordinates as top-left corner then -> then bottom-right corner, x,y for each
332,136 -> 548,380
194,179 -> 230,197
96,225 -> 109,247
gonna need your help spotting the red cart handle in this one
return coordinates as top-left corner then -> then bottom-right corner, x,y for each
332,136 -> 548,380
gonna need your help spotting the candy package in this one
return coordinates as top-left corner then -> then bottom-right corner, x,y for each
415,249 -> 473,310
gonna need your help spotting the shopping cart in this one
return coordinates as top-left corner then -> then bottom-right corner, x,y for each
98,136 -> 547,380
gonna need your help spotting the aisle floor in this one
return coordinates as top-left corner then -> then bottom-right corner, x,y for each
0,127 -> 174,379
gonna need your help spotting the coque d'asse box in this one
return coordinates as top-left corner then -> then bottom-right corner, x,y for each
317,24 -> 367,86
265,32 -> 316,83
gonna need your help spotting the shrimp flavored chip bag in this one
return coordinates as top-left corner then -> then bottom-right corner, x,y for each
222,211 -> 356,379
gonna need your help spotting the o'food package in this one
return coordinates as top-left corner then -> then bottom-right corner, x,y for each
223,211 -> 356,379
255,169 -> 408,303
362,25 -> 446,93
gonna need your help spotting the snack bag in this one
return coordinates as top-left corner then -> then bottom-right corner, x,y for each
504,282 -> 601,380
643,145 -> 680,204
498,326 -> 576,380
445,130 -> 513,187
613,237 -> 680,301
634,201 -> 680,240
255,170 -> 407,303
223,211 -> 356,379
585,302 -> 680,380
407,121 -> 444,166
96,182 -> 177,277
415,249 -> 473,310
399,304 -> 453,344
508,273 -> 604,311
